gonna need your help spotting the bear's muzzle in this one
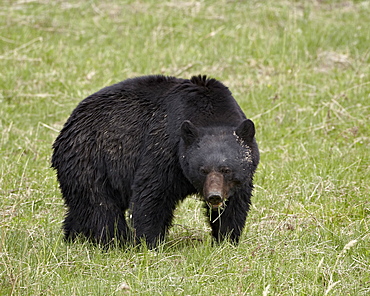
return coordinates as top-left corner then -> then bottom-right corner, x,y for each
203,171 -> 227,210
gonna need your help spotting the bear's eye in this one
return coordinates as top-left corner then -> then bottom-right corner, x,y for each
220,167 -> 231,174
199,167 -> 208,175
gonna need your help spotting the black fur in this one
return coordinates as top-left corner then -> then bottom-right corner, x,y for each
51,75 -> 259,247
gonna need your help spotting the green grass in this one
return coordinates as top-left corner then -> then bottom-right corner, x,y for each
1,0 -> 369,295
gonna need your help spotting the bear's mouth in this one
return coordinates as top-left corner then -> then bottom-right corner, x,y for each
207,201 -> 226,210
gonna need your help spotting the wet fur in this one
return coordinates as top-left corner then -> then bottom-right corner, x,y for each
52,75 -> 259,247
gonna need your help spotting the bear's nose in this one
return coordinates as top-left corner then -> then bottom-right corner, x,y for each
207,193 -> 222,205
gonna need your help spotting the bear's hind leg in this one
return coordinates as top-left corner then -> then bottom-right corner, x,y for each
63,202 -> 129,246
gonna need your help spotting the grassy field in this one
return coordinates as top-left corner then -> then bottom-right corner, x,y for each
1,0 -> 369,295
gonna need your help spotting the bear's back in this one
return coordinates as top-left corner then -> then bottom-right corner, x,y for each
73,75 -> 244,125
165,75 -> 246,128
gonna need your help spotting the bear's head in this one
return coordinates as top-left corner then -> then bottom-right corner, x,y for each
179,119 -> 259,210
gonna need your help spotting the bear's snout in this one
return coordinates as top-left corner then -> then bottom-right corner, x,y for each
204,171 -> 226,209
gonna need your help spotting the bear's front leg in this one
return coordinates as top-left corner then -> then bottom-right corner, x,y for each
129,151 -> 195,247
208,194 -> 251,244
130,188 -> 178,248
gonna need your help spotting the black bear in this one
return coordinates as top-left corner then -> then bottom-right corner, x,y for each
51,75 -> 259,247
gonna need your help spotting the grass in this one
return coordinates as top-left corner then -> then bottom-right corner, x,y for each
0,0 -> 369,295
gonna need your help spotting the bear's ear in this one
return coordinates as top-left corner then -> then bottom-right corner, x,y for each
235,119 -> 255,143
181,120 -> 199,146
